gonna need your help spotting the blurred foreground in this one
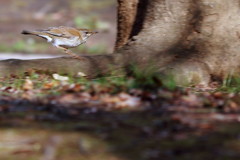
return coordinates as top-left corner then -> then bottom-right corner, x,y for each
0,72 -> 240,159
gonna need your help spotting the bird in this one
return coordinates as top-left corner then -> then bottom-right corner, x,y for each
21,26 -> 98,60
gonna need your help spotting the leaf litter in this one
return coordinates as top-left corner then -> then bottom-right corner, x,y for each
1,72 -> 240,159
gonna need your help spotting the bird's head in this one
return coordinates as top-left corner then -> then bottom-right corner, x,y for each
78,29 -> 98,39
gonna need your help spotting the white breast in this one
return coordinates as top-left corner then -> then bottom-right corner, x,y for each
52,37 -> 83,48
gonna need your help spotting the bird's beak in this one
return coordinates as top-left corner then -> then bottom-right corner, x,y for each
92,31 -> 98,34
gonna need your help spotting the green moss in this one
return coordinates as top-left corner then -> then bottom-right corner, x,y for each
219,75 -> 240,93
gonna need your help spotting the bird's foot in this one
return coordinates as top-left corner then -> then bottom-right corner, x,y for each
65,50 -> 86,61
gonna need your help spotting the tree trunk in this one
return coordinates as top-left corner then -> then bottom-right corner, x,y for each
115,0 -> 138,50
116,0 -> 240,85
1,0 -> 240,85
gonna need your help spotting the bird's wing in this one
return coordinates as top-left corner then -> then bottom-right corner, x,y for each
39,27 -> 71,38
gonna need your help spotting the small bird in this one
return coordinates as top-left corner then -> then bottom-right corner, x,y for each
21,26 -> 98,60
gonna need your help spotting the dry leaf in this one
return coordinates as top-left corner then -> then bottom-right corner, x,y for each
22,78 -> 33,90
77,72 -> 86,77
52,74 -> 69,81
102,93 -> 141,108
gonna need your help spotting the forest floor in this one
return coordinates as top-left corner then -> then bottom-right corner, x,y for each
1,0 -> 240,160
0,72 -> 240,160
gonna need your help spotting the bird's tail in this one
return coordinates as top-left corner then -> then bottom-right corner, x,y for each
21,30 -> 41,35
21,30 -> 32,35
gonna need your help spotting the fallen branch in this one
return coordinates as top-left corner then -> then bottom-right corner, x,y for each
0,54 -> 125,77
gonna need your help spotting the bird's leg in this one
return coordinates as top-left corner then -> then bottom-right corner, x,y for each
56,46 -> 86,60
